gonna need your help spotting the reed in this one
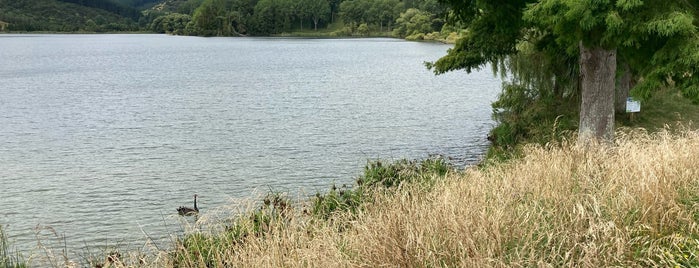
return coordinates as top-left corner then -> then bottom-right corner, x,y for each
0,226 -> 26,268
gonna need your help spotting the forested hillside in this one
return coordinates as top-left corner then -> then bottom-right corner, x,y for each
147,0 -> 454,38
111,0 -> 161,9
0,0 -> 140,32
0,0 -> 458,38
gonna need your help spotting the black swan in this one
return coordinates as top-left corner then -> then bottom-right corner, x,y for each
177,194 -> 199,216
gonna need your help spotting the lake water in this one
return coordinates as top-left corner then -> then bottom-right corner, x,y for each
0,34 -> 500,257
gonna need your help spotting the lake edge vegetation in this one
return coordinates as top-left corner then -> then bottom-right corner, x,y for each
3,0 -> 699,266
0,0 -> 461,42
14,125 -> 697,267
163,127 -> 699,267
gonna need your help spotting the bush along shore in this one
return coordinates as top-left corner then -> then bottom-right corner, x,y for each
6,126 -> 697,267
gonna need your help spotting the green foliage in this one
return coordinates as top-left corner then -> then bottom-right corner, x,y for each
311,156 -> 452,219
0,0 -> 139,32
250,0 -> 285,34
191,0 -> 231,36
170,156 -> 453,265
338,0 -> 447,36
56,0 -> 141,19
1,0 -> 452,36
150,13 -> 192,34
617,88 -> 699,131
172,191 -> 293,267
481,28 -> 580,152
307,0 -> 331,30
110,0 -> 160,9
0,226 -> 26,268
489,83 -> 578,149
172,233 -> 223,267
186,0 -> 334,35
310,184 -> 363,220
434,0 -> 699,144
428,0 -> 532,74
392,8 -> 434,38
219,191 -> 293,241
356,22 -> 369,35
523,0 -> 699,103
359,157 -> 450,188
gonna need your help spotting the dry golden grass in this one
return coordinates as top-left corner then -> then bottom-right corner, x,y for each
342,128 -> 699,267
102,128 -> 699,267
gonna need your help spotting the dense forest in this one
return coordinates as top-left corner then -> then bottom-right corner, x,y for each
147,0 -> 452,37
0,0 -> 457,40
0,0 -> 161,32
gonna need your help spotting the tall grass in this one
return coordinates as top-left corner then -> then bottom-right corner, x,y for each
15,129 -> 699,267
0,226 -> 26,268
344,128 -> 699,267
154,128 -> 699,267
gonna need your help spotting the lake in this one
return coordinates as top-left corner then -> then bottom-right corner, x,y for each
0,34 -> 500,257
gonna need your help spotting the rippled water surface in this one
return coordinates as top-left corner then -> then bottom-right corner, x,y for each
0,34 -> 500,255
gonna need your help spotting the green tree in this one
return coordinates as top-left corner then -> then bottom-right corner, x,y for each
151,13 -> 192,34
327,0 -> 342,22
307,0 -> 330,30
191,0 -> 227,36
253,0 -> 291,34
84,18 -> 99,32
178,0 -> 206,14
430,0 -> 699,144
392,8 -> 433,38
370,0 -> 402,32
339,0 -> 370,26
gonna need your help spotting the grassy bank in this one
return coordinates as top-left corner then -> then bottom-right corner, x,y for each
5,89 -> 697,267
54,127 -> 692,267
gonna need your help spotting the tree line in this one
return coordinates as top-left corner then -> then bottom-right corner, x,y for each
148,0 -> 451,38
56,0 -> 141,19
0,0 -> 454,38
0,0 -> 141,32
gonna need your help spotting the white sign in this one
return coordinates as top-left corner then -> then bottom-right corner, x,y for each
626,97 -> 641,113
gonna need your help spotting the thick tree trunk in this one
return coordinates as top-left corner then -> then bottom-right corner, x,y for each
615,62 -> 631,114
578,42 -> 617,144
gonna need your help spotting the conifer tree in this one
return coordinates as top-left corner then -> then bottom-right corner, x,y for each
430,0 -> 699,144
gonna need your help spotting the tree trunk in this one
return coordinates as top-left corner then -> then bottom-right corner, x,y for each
615,62 -> 631,114
578,42 -> 617,144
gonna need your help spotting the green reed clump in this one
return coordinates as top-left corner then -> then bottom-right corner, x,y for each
311,156 -> 453,220
359,156 -> 451,188
171,233 -> 223,267
310,184 -> 363,221
171,191 -> 294,267
171,156 -> 456,266
0,226 -> 26,268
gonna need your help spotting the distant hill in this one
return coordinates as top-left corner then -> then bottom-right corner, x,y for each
55,0 -> 141,19
0,0 -> 141,32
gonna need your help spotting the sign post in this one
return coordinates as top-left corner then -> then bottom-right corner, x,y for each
626,97 -> 641,121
